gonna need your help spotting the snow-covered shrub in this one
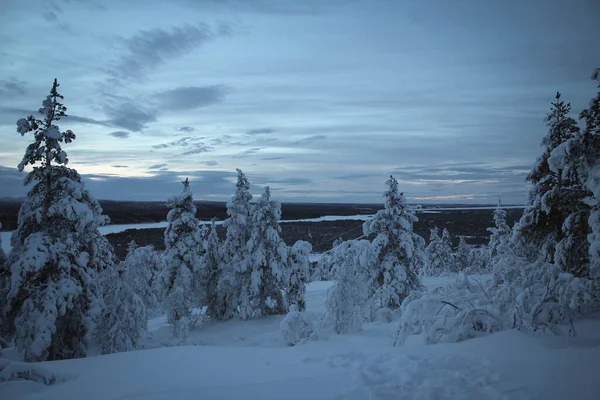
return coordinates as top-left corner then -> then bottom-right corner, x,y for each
0,358 -> 69,385
161,178 -> 203,339
242,186 -> 289,318
6,80 -> 115,361
393,272 -> 500,345
394,256 -> 595,346
286,240 -> 312,311
376,307 -> 394,323
280,306 -> 318,346
324,240 -> 370,334
362,176 -> 423,318
491,256 -> 595,331
219,168 -> 253,320
95,264 -> 147,355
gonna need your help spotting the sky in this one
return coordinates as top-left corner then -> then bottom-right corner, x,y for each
0,0 -> 598,204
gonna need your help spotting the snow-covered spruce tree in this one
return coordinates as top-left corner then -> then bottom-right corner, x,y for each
5,79 -> 115,362
467,246 -> 489,274
122,241 -> 163,313
218,168 -> 253,319
286,240 -> 312,312
425,227 -> 453,275
454,236 -> 471,272
550,70 -> 600,279
313,237 -> 344,281
362,176 -> 423,317
95,263 -> 147,355
441,228 -> 455,271
412,232 -> 428,276
0,223 -> 8,347
196,220 -> 221,319
161,178 -> 203,339
324,239 -> 370,334
242,186 -> 289,318
487,200 -> 511,263
513,92 -> 583,265
581,69 -> 600,279
0,223 -> 5,267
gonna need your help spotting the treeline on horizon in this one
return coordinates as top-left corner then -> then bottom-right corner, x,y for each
0,196 -> 524,231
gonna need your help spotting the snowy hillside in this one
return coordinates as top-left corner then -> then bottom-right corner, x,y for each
2,277 -> 600,400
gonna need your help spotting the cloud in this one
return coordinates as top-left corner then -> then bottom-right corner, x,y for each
0,78 -> 27,96
293,134 -> 327,145
246,127 -> 276,135
109,131 -> 130,138
151,136 -> 209,150
42,10 -> 58,21
261,156 -> 285,161
181,144 -> 214,155
232,147 -> 263,158
177,126 -> 195,132
111,165 -> 129,168
62,114 -> 111,127
103,103 -> 157,132
333,173 -> 380,180
258,177 -> 314,186
149,163 -> 168,169
158,85 -> 231,111
180,0 -> 347,16
392,162 -> 530,182
201,160 -> 218,166
108,24 -> 225,83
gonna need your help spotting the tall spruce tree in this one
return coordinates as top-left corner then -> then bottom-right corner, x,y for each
5,79 -> 115,361
242,186 -> 289,318
513,92 -> 582,264
161,178 -> 202,339
219,168 -> 253,319
362,176 -> 423,316
575,68 -> 600,278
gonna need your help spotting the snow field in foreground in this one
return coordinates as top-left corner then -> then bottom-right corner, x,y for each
2,276 -> 600,400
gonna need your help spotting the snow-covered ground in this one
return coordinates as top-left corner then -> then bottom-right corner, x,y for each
2,275 -> 600,400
